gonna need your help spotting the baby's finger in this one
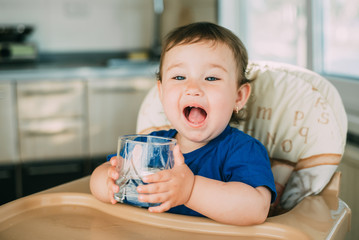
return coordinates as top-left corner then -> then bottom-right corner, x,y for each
138,191 -> 168,204
148,201 -> 171,213
108,180 -> 119,204
110,156 -> 121,166
173,145 -> 185,166
142,170 -> 171,183
109,191 -> 118,205
106,177 -> 119,193
107,166 -> 119,180
108,189 -> 117,205
137,182 -> 169,194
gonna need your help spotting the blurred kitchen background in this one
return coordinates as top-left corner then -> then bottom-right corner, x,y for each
0,0 -> 358,239
0,0 -> 217,201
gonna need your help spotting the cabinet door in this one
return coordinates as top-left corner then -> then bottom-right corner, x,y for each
0,82 -> 18,164
18,118 -> 86,161
17,80 -> 86,162
17,81 -> 84,119
88,77 -> 155,156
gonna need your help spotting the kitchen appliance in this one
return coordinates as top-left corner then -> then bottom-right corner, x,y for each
0,24 -> 37,62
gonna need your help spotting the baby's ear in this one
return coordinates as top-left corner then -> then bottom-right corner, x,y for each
235,83 -> 251,110
157,80 -> 163,100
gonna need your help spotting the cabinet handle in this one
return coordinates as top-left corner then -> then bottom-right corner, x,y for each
22,128 -> 75,137
91,87 -> 139,94
20,88 -> 73,96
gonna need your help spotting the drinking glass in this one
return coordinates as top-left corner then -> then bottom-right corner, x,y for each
114,134 -> 176,207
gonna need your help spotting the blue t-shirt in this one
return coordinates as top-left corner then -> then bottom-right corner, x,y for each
109,125 -> 276,217
150,125 -> 276,217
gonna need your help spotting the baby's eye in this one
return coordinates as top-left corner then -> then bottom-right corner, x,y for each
205,76 -> 219,81
173,76 -> 186,80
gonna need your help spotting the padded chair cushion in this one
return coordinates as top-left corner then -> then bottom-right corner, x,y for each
136,61 -> 347,210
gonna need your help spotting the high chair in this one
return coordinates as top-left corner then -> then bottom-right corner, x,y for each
136,60 -> 351,238
0,61 -> 351,240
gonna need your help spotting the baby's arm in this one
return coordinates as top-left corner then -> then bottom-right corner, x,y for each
186,177 -> 271,225
138,145 -> 271,225
89,157 -> 120,204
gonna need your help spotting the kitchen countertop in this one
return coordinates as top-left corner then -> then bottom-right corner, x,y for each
0,53 -> 159,81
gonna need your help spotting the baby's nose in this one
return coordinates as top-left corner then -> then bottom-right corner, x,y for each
185,80 -> 203,96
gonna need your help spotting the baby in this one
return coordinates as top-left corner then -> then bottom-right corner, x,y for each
90,22 -> 276,226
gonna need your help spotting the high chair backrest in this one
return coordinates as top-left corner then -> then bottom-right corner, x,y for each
136,61 -> 347,210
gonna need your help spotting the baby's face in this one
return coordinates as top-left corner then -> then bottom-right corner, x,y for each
158,41 -> 241,148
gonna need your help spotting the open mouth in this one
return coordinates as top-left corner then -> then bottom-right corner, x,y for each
183,106 -> 207,125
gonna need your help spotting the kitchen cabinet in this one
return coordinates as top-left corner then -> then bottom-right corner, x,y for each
15,80 -> 88,197
0,82 -> 18,164
21,160 -> 84,196
87,77 -> 155,157
0,164 -> 17,204
0,82 -> 19,204
0,64 -> 157,200
17,80 -> 86,162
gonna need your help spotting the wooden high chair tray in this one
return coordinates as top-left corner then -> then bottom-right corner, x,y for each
0,176 -> 350,240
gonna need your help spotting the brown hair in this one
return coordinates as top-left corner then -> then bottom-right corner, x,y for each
157,22 -> 250,123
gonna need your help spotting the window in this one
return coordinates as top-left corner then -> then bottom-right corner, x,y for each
322,0 -> 359,78
219,0 -> 307,67
219,0 -> 359,78
243,0 -> 307,67
219,0 -> 359,134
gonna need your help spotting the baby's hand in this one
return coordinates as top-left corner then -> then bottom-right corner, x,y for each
107,156 -> 121,204
136,145 -> 195,213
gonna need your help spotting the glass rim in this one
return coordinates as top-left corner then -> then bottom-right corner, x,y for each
118,134 -> 177,146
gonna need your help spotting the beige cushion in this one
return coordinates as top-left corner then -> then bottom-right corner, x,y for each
136,61 -> 347,209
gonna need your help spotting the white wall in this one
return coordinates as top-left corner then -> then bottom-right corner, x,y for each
0,0 -> 154,53
0,0 -> 217,54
